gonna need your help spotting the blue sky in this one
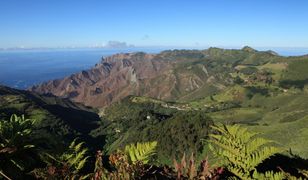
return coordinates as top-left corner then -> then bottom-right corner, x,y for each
1,0 -> 308,48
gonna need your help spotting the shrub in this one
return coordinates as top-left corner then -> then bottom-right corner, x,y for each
0,114 -> 37,179
93,141 -> 158,180
32,139 -> 90,179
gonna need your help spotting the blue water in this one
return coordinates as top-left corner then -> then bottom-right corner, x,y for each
257,47 -> 308,56
0,48 -> 164,89
0,47 -> 307,89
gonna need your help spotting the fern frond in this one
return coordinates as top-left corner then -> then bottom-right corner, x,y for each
10,159 -> 24,171
76,156 -> 89,171
248,146 -> 281,169
74,142 -> 84,152
210,124 -> 283,179
299,169 -> 308,178
43,139 -> 90,177
124,141 -> 157,164
69,138 -> 77,149
245,137 -> 274,155
69,148 -> 88,167
228,166 -> 251,180
253,170 -> 285,180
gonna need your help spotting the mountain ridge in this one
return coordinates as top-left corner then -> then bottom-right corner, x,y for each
30,47 -> 284,108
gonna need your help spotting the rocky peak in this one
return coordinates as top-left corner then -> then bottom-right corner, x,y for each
242,46 -> 257,52
266,50 -> 279,56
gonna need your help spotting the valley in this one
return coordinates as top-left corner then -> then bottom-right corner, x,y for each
1,47 -> 308,179
28,47 -> 308,159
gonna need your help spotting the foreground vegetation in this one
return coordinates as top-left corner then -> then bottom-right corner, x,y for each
1,114 -> 308,179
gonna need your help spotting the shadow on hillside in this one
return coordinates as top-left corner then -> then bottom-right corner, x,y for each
44,104 -> 100,134
19,89 -> 106,150
0,107 -> 21,119
257,153 -> 308,178
44,104 -> 107,150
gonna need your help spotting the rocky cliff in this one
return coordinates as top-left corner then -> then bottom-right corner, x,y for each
31,48 -> 275,108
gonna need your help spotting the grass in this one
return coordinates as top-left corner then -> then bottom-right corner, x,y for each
247,116 -> 308,158
2,95 -> 20,103
187,85 -> 248,109
206,89 -> 308,158
208,107 -> 263,124
282,58 -> 308,81
258,62 -> 287,80
170,80 -> 308,159
131,96 -> 165,104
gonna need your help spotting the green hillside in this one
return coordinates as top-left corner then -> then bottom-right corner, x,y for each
0,85 -> 103,151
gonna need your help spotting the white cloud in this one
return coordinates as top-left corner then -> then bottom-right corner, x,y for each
104,41 -> 135,48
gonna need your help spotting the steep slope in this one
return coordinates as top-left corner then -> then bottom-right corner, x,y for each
31,52 -> 175,108
0,85 -> 103,150
31,47 -> 281,108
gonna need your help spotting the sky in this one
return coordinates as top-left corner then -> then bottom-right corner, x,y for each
1,0 -> 308,49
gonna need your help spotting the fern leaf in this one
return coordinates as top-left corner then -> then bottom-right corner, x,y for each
210,124 -> 283,179
253,170 -> 285,180
76,156 -> 89,171
69,148 -> 88,166
124,141 -> 157,164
